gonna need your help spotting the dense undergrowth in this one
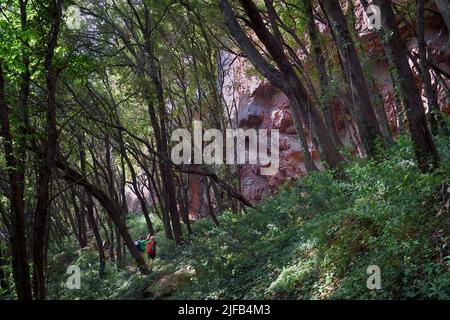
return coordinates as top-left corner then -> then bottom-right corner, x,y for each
162,135 -> 450,299
19,135 -> 449,300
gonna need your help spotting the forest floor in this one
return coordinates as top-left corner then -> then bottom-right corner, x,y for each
43,135 -> 450,300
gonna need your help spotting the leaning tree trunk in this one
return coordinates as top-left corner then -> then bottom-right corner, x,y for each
144,88 -> 176,241
86,194 -> 106,277
117,127 -> 156,234
359,0 -> 404,137
123,149 -> 155,234
71,189 -> 87,248
305,0 -> 343,148
78,133 -> 106,276
140,4 -> 182,244
320,0 -> 384,157
373,0 -> 439,172
55,158 -> 149,273
221,0 -> 345,171
263,0 -> 318,172
150,65 -> 183,243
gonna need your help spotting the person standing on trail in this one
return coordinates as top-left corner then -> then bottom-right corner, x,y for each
145,233 -> 157,271
135,235 -> 147,253
134,235 -> 147,272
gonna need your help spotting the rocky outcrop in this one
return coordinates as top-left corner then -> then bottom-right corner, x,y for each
143,265 -> 196,299
355,0 -> 450,121
220,0 -> 449,204
126,0 -> 449,212
220,53 -> 327,204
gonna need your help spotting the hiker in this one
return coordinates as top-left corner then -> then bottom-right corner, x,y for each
145,233 -> 157,271
135,235 -> 146,253
134,235 -> 147,272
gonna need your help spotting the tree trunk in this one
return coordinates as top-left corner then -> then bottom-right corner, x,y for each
177,174 -> 193,235
77,132 -> 105,276
115,227 -> 123,268
107,218 -> 115,264
373,0 -> 439,172
151,68 -> 183,244
359,0 -> 404,137
0,0 -> 32,300
86,194 -> 106,277
305,0 -> 343,148
206,178 -> 220,226
0,64 -> 32,301
374,92 -> 394,145
417,0 -> 447,135
321,0 -> 384,157
264,0 -> 318,172
54,158 -> 149,273
139,4 -> 183,244
61,192 -> 80,241
32,0 -> 62,299
220,0 -> 345,171
77,135 -> 90,248
71,189 -> 87,248
124,151 -> 155,234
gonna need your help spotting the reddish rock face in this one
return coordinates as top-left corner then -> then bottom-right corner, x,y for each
219,0 -> 449,204
220,53 -> 321,204
186,170 -> 209,220
127,0 -> 449,214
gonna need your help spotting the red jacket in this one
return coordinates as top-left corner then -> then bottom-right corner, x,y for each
146,240 -> 156,255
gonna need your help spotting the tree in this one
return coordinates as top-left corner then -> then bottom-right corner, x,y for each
373,0 -> 439,172
320,0 -> 384,157
219,0 -> 345,171
304,0 -> 343,147
417,0 -> 447,135
54,157 -> 149,273
0,63 -> 33,301
0,0 -> 34,300
32,0 -> 63,299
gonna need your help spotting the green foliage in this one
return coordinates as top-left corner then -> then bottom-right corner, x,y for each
0,241 -> 15,299
165,135 -> 450,299
43,135 -> 450,300
46,235 -> 156,300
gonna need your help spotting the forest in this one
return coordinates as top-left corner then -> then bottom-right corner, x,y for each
0,0 -> 449,301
